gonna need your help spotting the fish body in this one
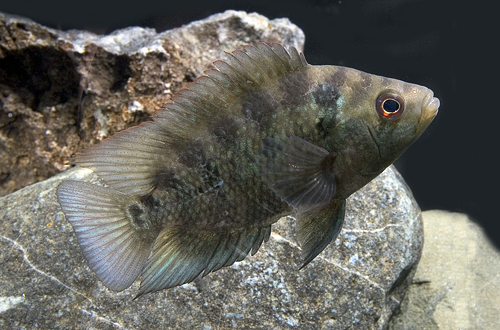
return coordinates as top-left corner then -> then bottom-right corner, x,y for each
57,43 -> 439,296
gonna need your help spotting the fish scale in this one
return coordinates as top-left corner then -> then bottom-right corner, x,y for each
57,42 -> 439,296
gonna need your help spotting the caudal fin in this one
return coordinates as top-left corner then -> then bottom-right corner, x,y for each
57,180 -> 156,291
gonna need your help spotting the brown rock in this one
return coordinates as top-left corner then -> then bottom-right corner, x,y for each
0,10 -> 305,196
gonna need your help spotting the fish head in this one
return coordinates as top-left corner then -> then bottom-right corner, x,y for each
361,77 -> 440,165
322,67 -> 439,192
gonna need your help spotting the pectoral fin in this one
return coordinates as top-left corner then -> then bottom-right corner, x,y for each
297,199 -> 346,268
259,135 -> 337,213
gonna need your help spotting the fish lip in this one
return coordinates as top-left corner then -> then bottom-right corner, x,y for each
421,91 -> 440,120
418,91 -> 440,132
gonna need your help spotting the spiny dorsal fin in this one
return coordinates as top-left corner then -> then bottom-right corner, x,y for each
137,225 -> 271,296
57,181 -> 157,291
153,43 -> 308,135
259,135 -> 337,213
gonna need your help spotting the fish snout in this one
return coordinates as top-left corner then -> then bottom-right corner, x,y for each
421,91 -> 440,121
417,91 -> 440,133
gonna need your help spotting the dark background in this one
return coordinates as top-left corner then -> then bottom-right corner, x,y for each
3,1 -> 498,247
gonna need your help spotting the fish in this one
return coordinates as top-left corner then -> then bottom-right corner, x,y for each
56,43 -> 439,296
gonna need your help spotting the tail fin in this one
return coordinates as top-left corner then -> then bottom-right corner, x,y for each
57,180 -> 157,291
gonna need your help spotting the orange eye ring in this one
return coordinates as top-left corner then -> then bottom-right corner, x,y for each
376,93 -> 404,119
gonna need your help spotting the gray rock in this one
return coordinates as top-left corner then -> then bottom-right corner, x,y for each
0,10 -> 305,196
0,165 -> 422,329
388,210 -> 500,330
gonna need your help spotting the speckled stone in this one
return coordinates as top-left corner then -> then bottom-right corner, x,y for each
0,10 -> 305,196
0,165 -> 422,329
388,210 -> 500,330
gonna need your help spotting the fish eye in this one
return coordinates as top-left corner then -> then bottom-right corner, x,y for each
376,93 -> 404,120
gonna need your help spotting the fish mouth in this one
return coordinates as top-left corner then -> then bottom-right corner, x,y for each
417,91 -> 440,134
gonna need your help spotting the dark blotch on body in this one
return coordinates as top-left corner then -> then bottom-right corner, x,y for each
241,90 -> 280,128
311,82 -> 341,139
177,140 -> 207,168
140,194 -> 162,211
139,195 -> 164,228
211,115 -> 240,145
127,204 -> 150,230
175,139 -> 224,192
153,167 -> 191,194
311,84 -> 340,110
328,68 -> 348,90
199,159 -> 222,188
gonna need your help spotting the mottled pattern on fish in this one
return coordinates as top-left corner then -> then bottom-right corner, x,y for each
57,43 -> 439,296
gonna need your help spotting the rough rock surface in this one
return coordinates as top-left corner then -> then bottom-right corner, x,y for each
0,10 -> 305,196
0,165 -> 422,329
388,210 -> 500,330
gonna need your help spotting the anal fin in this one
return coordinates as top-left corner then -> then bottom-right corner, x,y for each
297,199 -> 346,268
137,225 -> 271,296
57,180 -> 157,291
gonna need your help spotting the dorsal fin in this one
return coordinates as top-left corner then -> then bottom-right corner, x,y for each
153,43 -> 308,135
75,122 -> 173,196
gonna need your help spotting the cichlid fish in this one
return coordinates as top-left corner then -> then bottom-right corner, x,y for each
57,43 -> 439,296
